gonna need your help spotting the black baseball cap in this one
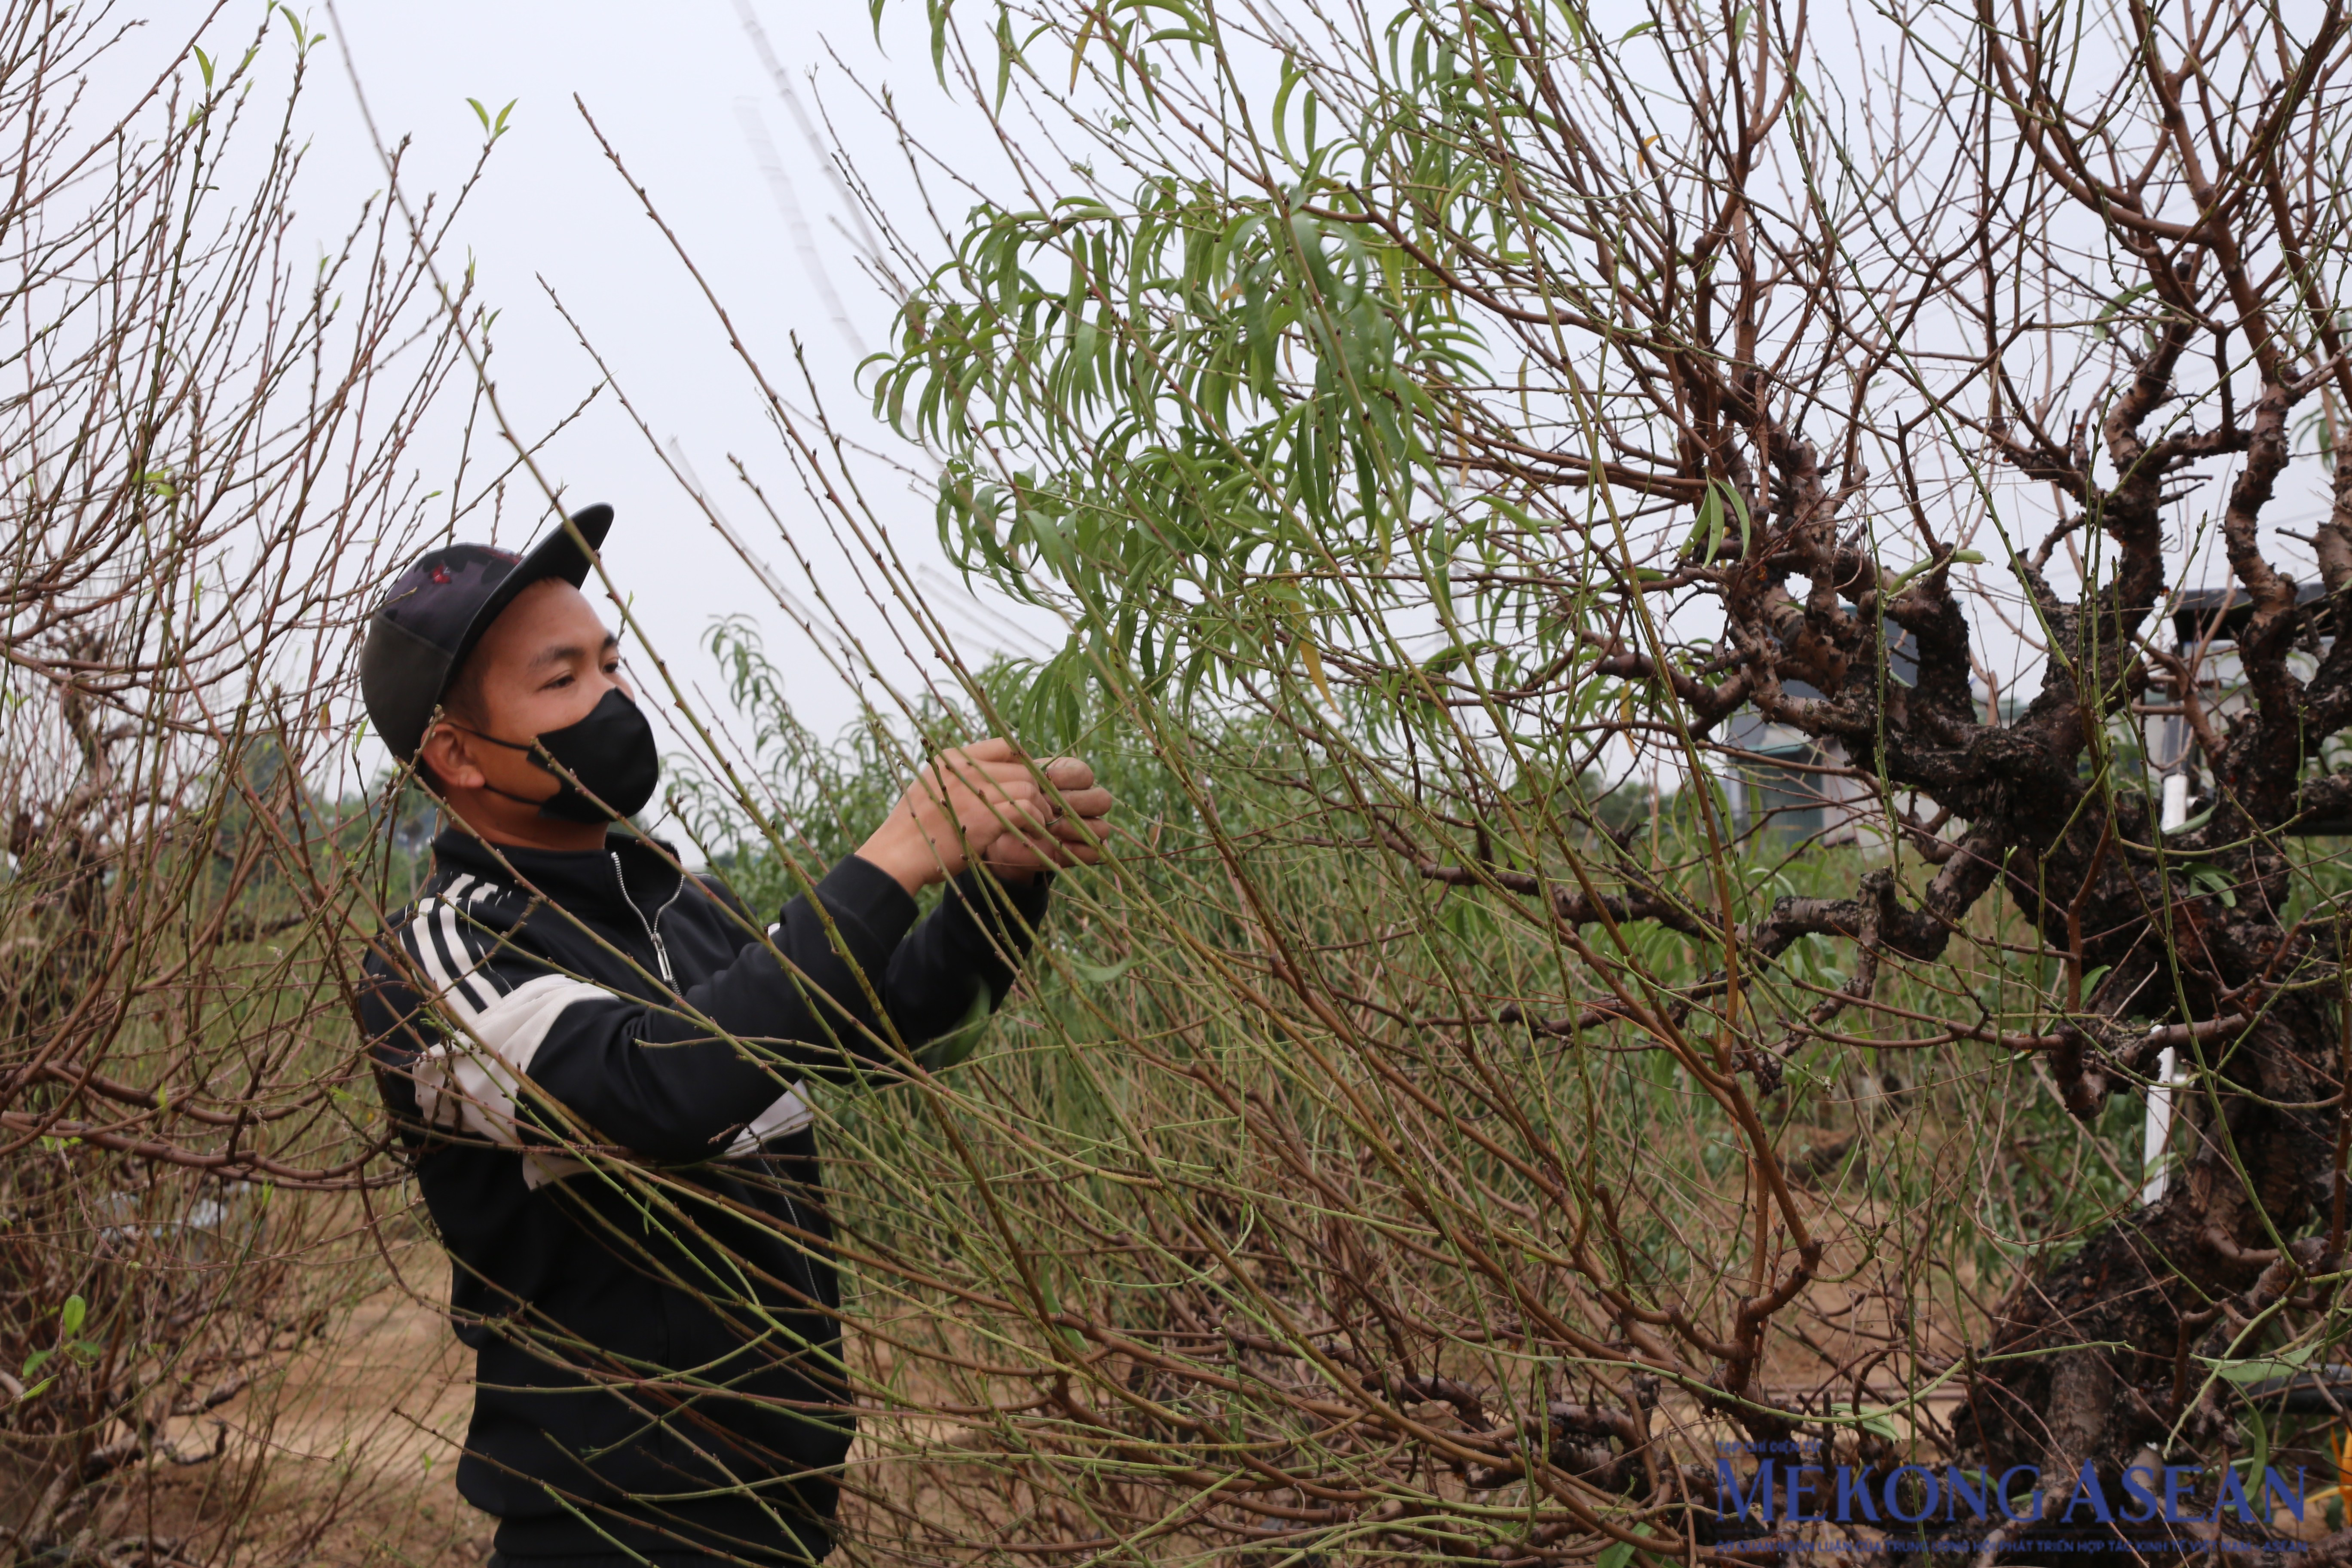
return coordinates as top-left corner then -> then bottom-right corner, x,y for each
359,504 -> 614,762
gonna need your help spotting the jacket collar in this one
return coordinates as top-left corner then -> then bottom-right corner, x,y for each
430,825 -> 685,917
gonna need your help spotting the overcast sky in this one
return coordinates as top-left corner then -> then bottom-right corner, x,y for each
188,0 -> 1061,773
157,0 -> 2336,819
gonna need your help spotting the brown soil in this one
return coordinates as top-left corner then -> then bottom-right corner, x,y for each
97,1247 -> 486,1568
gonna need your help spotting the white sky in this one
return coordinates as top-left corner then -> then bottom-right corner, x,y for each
181,0 -> 1063,767
148,0 -> 2341,815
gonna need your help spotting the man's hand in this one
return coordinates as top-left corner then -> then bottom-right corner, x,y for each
981,756 -> 1113,882
856,739 -> 1111,895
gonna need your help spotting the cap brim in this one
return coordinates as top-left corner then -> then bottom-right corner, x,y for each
448,503 -> 614,683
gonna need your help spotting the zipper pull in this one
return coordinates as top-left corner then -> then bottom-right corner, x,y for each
612,850 -> 677,986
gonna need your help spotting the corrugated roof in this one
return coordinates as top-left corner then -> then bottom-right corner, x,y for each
2171,580 -> 2332,648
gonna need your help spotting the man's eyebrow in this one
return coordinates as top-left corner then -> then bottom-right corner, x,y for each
524,633 -> 619,670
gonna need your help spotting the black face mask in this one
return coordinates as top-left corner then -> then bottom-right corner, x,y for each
456,687 -> 661,824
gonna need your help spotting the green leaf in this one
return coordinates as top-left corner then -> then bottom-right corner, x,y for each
2095,281 -> 2158,342
2196,1346 -> 2315,1386
995,6 -> 1016,110
1724,483 -> 1752,557
1422,640 -> 1496,676
1596,1542 -> 1636,1568
1882,546 -> 1987,594
59,1295 -> 84,1338
1685,486 -> 1723,561
193,46 -> 214,90
1073,958 -> 1134,985
2189,865 -> 2238,907
1829,1402 -> 1903,1440
1068,7 -> 1096,91
2161,801 -> 2216,837
276,3 -> 310,51
468,97 -> 491,132
1619,20 -> 1657,40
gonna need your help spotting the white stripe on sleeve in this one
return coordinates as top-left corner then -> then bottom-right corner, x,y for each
400,914 -> 460,1013
412,972 -> 614,1147
725,1083 -> 814,1156
522,1152 -> 591,1189
434,876 -> 505,1017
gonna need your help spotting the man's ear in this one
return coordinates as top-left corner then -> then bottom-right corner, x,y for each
417,717 -> 485,792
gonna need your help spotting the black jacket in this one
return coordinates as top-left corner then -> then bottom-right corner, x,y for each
361,827 -> 1047,1566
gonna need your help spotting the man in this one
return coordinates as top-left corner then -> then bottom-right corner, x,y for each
356,505 -> 1109,1567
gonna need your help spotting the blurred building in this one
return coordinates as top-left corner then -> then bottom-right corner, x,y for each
1721,627 -> 1918,844
2150,582 -> 2348,833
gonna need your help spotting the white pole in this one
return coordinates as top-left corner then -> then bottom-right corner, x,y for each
2141,1044 -> 2180,1205
2140,775 -> 2193,1204
2142,701 -> 2195,1204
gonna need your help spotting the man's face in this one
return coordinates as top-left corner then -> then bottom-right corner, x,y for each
417,578 -> 631,811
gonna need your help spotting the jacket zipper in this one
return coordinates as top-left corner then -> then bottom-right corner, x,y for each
612,851 -> 677,986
